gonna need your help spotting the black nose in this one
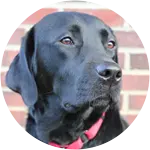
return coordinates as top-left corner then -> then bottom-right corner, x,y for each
96,63 -> 122,82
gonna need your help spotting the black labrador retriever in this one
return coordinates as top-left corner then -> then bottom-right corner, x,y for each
6,12 -> 128,149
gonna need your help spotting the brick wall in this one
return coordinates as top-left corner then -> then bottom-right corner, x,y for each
1,1 -> 149,127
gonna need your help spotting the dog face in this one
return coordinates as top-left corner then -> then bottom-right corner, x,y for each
6,12 -> 122,144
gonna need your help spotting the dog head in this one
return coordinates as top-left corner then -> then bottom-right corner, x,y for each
6,12 -> 122,144
6,12 -> 121,108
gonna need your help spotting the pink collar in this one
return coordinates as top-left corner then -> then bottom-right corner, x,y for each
49,111 -> 106,149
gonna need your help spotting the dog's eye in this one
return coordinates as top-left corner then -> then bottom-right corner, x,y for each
107,40 -> 115,49
60,37 -> 74,45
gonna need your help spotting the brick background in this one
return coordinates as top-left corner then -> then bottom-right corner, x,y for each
115,31 -> 144,47
4,92 -> 24,107
130,54 -> 149,69
2,51 -> 19,66
129,95 -> 146,110
8,29 -> 25,45
1,1 -> 149,128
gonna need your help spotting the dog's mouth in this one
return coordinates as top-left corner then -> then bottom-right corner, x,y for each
81,100 -> 111,120
89,96 -> 110,107
87,80 -> 121,108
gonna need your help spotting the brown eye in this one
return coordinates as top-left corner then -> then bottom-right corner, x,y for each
60,37 -> 74,45
107,41 -> 115,49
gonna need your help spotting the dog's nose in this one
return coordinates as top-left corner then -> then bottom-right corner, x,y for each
96,64 -> 122,82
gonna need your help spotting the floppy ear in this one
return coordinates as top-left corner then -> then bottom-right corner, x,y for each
5,27 -> 38,107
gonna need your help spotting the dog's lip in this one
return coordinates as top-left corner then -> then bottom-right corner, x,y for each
89,95 -> 111,107
90,96 -> 109,102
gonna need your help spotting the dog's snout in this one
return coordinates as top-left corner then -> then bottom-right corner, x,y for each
96,64 -> 122,82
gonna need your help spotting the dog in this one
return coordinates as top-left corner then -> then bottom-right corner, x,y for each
6,12 -> 128,149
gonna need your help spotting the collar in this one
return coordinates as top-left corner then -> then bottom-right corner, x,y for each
49,108 -> 108,149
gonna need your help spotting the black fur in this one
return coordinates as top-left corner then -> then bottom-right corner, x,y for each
6,12 -> 128,148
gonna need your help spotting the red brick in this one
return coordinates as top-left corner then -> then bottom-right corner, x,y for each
115,31 -> 144,48
10,111 -> 27,126
130,54 -> 149,69
118,53 -> 125,69
129,95 -> 146,110
1,72 -> 7,87
3,92 -> 25,107
22,8 -> 57,24
2,51 -> 19,66
122,75 -> 149,90
119,94 -> 123,110
65,9 -> 124,27
124,115 -> 137,124
8,29 -> 25,44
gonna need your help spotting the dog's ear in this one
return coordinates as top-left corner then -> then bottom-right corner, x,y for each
6,27 -> 38,107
